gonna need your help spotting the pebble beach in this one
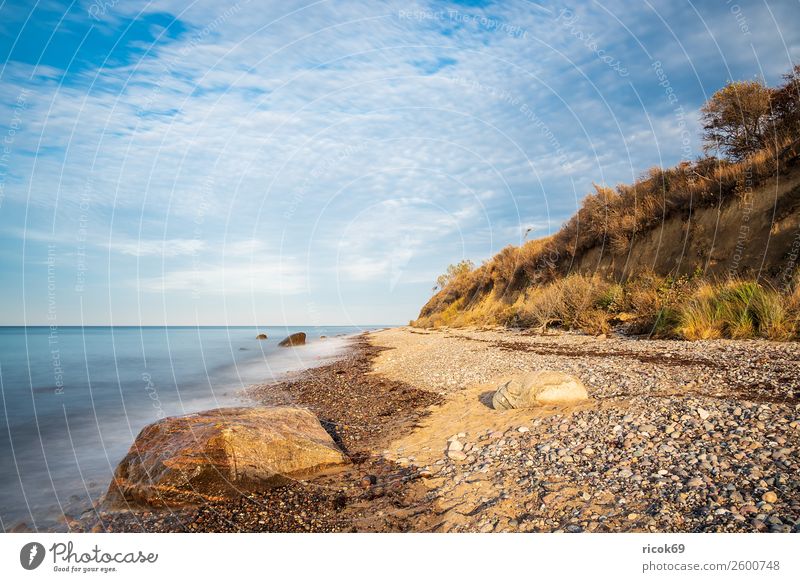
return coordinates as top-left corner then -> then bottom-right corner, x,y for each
88,327 -> 799,533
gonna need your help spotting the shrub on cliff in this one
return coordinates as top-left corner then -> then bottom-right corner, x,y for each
701,80 -> 773,161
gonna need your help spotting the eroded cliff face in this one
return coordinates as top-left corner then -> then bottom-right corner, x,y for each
571,169 -> 800,283
417,167 -> 800,324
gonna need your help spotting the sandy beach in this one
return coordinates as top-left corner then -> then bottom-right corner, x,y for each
86,327 -> 800,533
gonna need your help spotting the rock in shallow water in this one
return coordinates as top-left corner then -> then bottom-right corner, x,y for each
105,406 -> 348,509
492,370 -> 588,410
278,332 -> 307,347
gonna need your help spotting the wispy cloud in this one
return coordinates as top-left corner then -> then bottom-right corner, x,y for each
1,0 -> 798,324
108,238 -> 207,257
138,262 -> 308,295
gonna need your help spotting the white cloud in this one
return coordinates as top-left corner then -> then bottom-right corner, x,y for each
221,238 -> 266,257
2,0 -> 799,324
138,262 -> 307,295
108,238 -> 206,257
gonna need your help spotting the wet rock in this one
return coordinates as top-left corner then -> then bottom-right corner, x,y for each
278,332 -> 307,347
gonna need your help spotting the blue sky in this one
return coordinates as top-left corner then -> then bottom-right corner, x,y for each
0,0 -> 798,326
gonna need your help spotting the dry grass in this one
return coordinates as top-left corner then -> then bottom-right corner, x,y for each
678,284 -> 724,340
676,279 -> 794,340
513,274 -> 612,335
414,272 -> 800,341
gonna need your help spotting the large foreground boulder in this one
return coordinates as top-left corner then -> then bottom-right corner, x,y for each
492,371 -> 588,410
278,332 -> 306,347
105,406 -> 348,508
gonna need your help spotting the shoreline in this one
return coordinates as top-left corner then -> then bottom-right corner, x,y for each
78,327 -> 799,533
5,329 -> 371,533
80,333 -> 443,533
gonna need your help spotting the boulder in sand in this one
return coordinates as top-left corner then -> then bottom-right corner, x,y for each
278,332 -> 306,347
256,333 -> 268,339
492,371 -> 588,410
105,406 -> 348,508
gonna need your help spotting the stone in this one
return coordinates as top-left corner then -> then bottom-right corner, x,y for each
448,450 -> 467,461
360,475 -> 378,488
762,491 -> 778,503
697,408 -> 710,420
105,406 -> 348,508
448,440 -> 464,452
256,333 -> 268,340
278,332 -> 307,347
492,371 -> 588,410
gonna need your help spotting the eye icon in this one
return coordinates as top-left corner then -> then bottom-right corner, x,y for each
20,542 -> 46,570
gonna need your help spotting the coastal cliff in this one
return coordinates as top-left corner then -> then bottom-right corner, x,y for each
415,68 -> 800,336
415,162 -> 800,337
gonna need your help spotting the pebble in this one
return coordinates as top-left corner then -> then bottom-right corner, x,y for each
762,491 -> 778,503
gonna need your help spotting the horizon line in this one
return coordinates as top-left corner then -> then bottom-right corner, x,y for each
0,324 -> 400,328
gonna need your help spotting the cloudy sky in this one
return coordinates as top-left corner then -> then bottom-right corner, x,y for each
1,0 -> 798,325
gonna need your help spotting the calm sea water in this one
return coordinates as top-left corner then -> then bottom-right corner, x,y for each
0,325 -> 379,531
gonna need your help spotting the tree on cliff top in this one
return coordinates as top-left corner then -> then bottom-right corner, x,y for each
770,65 -> 800,146
434,260 -> 475,292
701,79 -> 772,161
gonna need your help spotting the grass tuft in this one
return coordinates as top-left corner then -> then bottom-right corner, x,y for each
414,271 -> 800,341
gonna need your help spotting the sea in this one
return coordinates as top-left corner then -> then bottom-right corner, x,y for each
0,325 -> 379,531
